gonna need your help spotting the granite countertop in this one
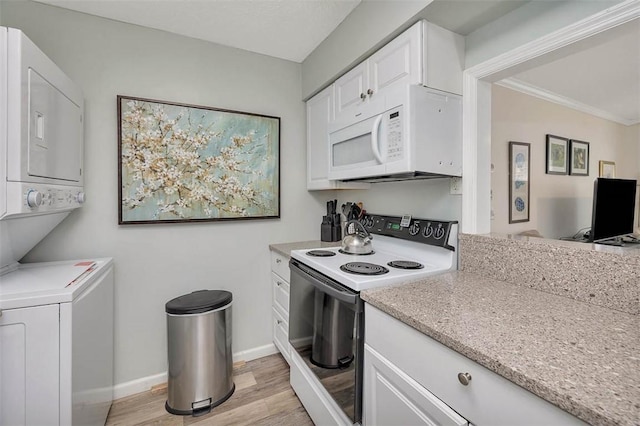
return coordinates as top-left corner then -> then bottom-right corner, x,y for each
361,271 -> 640,426
269,240 -> 340,258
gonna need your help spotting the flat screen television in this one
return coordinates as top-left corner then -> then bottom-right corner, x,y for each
590,177 -> 637,242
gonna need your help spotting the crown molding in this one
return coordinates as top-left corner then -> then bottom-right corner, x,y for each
497,78 -> 639,126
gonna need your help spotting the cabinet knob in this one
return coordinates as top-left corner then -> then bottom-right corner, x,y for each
458,372 -> 472,386
367,88 -> 374,96
276,258 -> 282,264
276,281 -> 282,287
276,319 -> 282,325
360,92 -> 366,100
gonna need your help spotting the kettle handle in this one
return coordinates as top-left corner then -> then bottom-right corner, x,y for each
345,220 -> 371,239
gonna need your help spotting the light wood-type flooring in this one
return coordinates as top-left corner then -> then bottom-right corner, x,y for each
106,353 -> 313,425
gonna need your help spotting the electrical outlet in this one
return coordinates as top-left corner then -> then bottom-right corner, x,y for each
450,177 -> 462,195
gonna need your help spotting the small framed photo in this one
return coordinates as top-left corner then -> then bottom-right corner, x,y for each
599,160 -> 615,178
509,141 -> 530,223
569,139 -> 589,176
545,134 -> 568,175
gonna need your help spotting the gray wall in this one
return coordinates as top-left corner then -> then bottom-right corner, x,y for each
1,0 -> 329,385
464,0 -> 623,68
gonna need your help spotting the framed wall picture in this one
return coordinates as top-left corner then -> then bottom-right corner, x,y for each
569,139 -> 590,176
545,134 -> 568,175
599,160 -> 616,178
118,95 -> 280,224
509,141 -> 530,223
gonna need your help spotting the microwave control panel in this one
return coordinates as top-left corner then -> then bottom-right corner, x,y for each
360,214 -> 457,251
385,109 -> 403,160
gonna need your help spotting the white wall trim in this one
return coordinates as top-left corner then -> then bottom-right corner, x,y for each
497,78 -> 639,126
462,0 -> 640,234
113,343 -> 279,400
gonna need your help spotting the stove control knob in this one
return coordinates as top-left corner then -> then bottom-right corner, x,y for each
423,223 -> 433,238
26,190 -> 43,208
409,222 -> 420,236
76,192 -> 86,204
434,224 -> 446,240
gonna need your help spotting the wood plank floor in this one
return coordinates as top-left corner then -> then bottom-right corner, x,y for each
106,353 -> 313,425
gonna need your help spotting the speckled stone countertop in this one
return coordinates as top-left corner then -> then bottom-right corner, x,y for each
361,271 -> 640,426
269,240 -> 340,258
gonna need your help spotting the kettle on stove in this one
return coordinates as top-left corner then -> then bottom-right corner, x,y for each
341,220 -> 373,255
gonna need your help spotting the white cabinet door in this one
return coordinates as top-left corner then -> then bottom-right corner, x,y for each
334,61 -> 368,124
307,85 -> 334,190
364,344 -> 468,426
369,21 -> 422,99
0,304 -> 60,426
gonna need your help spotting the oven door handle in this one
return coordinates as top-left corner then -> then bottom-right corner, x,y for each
290,260 -> 358,305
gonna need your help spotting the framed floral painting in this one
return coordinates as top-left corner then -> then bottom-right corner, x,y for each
118,96 -> 280,224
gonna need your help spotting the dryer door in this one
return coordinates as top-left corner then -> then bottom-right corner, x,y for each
28,68 -> 82,182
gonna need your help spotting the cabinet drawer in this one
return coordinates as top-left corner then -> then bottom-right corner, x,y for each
270,251 -> 290,282
271,272 -> 290,317
365,304 -> 585,426
272,307 -> 290,364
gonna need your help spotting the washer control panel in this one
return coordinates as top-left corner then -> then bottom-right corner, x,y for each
4,182 -> 85,218
359,214 -> 457,250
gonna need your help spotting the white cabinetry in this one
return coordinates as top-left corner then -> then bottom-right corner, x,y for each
334,21 -> 423,125
364,304 -> 586,426
270,250 -> 291,363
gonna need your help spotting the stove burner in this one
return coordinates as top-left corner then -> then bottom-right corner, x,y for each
306,250 -> 336,257
338,249 -> 375,255
340,262 -> 389,275
387,260 -> 424,270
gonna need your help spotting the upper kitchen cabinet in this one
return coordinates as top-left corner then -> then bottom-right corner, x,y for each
306,85 -> 370,190
333,20 -> 463,126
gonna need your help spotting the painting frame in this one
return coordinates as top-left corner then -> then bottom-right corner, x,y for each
569,139 -> 590,176
117,95 -> 281,225
598,160 -> 616,178
545,134 -> 568,175
508,141 -> 530,224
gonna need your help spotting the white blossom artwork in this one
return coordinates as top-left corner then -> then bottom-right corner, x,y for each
118,96 -> 279,224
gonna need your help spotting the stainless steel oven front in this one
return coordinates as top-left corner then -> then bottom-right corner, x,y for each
289,258 -> 364,424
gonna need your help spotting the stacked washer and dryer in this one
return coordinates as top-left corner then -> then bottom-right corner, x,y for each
0,27 -> 114,425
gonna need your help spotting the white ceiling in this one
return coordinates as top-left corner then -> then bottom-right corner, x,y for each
34,0 -> 640,125
501,17 -> 640,126
34,0 -> 362,63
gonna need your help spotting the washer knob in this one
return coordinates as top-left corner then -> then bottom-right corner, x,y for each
76,192 -> 86,204
26,190 -> 43,208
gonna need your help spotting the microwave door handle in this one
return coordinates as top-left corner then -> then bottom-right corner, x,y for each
371,114 -> 384,164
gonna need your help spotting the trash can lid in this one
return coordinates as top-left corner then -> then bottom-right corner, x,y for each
166,290 -> 232,315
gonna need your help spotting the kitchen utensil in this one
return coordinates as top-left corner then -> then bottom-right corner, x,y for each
341,220 -> 373,255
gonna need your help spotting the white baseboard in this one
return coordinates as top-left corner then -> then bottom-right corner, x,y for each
112,343 -> 280,400
113,371 -> 167,400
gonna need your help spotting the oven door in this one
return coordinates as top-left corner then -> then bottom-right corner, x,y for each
289,259 -> 364,424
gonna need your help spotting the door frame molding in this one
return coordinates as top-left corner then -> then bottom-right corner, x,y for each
461,0 -> 640,234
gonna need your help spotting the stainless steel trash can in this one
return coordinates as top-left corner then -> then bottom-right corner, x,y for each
165,290 -> 234,416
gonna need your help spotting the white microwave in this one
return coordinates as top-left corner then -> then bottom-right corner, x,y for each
328,85 -> 461,182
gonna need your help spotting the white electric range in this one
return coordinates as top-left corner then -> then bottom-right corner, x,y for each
287,214 -> 458,425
